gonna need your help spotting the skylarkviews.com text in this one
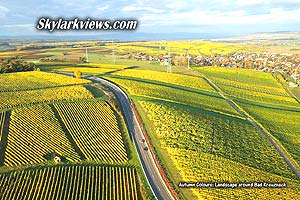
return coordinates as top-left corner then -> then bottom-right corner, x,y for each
36,18 -> 138,32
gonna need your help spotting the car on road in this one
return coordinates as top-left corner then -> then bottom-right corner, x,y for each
143,146 -> 148,151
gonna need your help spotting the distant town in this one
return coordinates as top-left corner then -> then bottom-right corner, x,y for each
134,52 -> 300,87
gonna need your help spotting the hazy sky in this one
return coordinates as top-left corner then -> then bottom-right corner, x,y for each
0,0 -> 299,36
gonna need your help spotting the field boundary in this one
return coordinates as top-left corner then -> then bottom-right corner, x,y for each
0,111 -> 10,166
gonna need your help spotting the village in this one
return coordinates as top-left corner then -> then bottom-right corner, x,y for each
134,51 -> 300,87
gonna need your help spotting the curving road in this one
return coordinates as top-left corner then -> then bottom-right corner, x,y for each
88,76 -> 175,200
54,72 -> 175,200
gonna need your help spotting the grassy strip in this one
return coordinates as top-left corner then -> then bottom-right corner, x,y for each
83,84 -> 106,98
0,111 -> 10,166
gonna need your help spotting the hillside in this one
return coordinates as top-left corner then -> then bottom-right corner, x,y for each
1,40 -> 300,199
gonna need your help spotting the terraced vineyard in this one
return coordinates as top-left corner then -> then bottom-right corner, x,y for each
0,165 -> 140,200
111,69 -> 215,92
0,71 -> 90,92
0,85 -> 93,110
138,100 -> 300,199
4,104 -> 80,166
54,100 -> 128,163
106,77 -> 240,117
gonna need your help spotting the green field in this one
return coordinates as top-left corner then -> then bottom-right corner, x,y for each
195,67 -> 294,102
195,67 -> 283,88
218,84 -> 299,108
46,63 -> 128,75
195,67 -> 300,108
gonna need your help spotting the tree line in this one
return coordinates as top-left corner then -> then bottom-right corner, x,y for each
0,58 -> 36,73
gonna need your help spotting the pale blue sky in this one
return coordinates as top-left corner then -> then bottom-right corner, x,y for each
0,0 -> 299,37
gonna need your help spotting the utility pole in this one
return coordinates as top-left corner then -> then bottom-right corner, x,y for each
185,48 -> 191,69
210,123 -> 215,154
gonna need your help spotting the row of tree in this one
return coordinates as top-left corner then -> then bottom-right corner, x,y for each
0,58 -> 36,73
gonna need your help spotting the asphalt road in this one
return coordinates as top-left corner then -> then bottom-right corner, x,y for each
88,76 -> 175,200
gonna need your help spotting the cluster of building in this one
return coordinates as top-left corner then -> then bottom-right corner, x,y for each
196,52 -> 300,86
133,52 -> 300,87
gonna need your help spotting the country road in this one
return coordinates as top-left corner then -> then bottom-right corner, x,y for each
88,76 -> 175,200
54,72 -> 175,200
201,75 -> 300,179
